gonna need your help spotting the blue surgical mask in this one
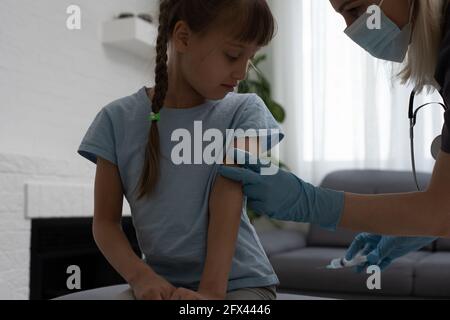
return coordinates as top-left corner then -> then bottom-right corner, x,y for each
344,0 -> 414,63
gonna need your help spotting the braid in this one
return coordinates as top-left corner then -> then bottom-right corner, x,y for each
136,0 -> 172,199
152,0 -> 171,113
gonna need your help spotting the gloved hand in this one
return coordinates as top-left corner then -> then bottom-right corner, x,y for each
345,233 -> 437,272
218,148 -> 345,230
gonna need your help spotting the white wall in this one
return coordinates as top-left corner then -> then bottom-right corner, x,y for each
0,0 -> 158,161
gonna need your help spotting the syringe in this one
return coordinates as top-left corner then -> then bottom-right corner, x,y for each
326,254 -> 368,269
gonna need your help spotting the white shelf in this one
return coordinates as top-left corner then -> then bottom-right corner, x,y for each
101,17 -> 158,60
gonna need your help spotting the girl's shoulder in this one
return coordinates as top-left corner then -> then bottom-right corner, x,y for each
224,92 -> 260,104
101,87 -> 148,121
78,88 -> 147,166
221,92 -> 267,113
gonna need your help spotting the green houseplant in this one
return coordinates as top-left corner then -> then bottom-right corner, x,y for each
238,54 -> 286,123
238,54 -> 288,225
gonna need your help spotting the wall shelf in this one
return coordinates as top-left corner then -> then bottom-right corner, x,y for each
101,17 -> 157,60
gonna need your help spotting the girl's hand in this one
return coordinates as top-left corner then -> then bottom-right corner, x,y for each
169,288 -> 226,300
197,289 -> 226,300
130,268 -> 176,300
169,288 -> 205,300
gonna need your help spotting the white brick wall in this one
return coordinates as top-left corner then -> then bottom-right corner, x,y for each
0,0 -> 157,300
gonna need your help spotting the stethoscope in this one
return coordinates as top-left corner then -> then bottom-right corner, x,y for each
408,90 -> 448,191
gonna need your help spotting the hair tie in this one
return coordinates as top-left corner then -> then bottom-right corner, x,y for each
149,112 -> 161,122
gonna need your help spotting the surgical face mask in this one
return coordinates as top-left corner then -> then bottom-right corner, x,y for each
344,0 -> 414,63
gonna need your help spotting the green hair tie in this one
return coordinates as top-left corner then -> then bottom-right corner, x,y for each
149,112 -> 161,122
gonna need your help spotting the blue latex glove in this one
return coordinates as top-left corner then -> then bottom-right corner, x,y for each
345,233 -> 437,272
218,148 -> 345,230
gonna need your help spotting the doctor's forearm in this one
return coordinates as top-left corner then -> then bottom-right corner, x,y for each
339,153 -> 450,237
339,192 -> 441,236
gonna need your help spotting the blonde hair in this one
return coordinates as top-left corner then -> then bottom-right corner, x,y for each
398,0 -> 448,93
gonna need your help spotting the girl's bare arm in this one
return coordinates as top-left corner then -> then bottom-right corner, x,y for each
93,157 -> 175,299
199,138 -> 260,298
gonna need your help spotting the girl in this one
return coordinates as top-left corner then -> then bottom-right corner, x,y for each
78,0 -> 284,300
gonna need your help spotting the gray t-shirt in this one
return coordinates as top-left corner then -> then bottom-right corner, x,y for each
78,87 -> 284,291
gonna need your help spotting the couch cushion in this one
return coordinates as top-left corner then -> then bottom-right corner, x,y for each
306,225 -> 434,251
435,238 -> 450,251
320,170 -> 431,194
258,229 -> 306,258
414,252 -> 450,297
270,247 -> 431,296
307,225 -> 435,251
307,226 -> 359,247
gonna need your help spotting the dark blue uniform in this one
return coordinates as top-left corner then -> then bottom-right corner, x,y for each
436,3 -> 450,153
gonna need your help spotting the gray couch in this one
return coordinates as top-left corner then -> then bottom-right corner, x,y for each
258,170 -> 450,299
